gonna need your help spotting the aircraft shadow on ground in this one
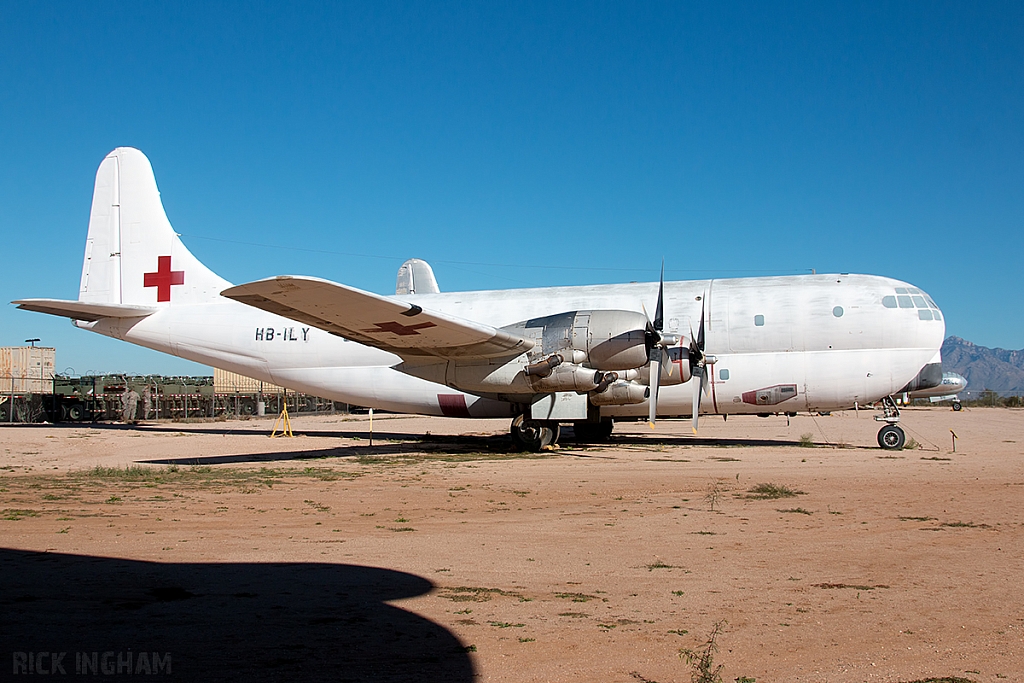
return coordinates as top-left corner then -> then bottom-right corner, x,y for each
138,432 -> 520,466
6,421 -> 834,452
0,548 -> 473,682
136,432 -> 824,467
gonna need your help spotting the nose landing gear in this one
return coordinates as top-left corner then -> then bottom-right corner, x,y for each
875,395 -> 906,450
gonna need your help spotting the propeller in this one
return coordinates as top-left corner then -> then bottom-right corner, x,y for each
688,295 -> 716,433
645,264 -> 679,427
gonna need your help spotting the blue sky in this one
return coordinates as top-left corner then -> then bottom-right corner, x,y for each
2,2 -> 1022,375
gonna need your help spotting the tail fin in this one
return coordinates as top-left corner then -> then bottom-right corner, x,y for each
395,258 -> 440,295
79,148 -> 230,306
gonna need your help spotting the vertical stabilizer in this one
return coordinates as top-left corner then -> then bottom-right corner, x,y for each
395,258 -> 440,295
79,148 -> 230,306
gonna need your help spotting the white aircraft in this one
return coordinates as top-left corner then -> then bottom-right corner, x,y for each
907,371 -> 967,411
15,148 -> 946,451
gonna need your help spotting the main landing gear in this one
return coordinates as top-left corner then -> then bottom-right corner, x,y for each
572,419 -> 614,443
510,414 -> 560,452
510,414 -> 615,451
875,395 -> 906,450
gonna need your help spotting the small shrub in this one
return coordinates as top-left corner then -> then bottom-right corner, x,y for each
704,479 -> 724,511
679,620 -> 726,683
798,433 -> 815,447
746,483 -> 804,499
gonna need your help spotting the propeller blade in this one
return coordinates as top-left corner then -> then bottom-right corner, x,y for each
648,348 -> 662,428
696,295 -> 706,352
691,366 -> 703,434
653,262 -> 665,333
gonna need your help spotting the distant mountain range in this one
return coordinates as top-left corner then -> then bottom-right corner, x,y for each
941,336 -> 1024,395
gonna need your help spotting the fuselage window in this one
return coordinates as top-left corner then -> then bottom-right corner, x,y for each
754,315 -> 764,326
882,295 -> 897,308
719,369 -> 730,380
833,306 -> 844,317
897,295 -> 914,308
918,309 -> 933,320
912,295 -> 927,308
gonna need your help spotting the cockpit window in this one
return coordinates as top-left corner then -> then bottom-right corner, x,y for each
908,287 -> 921,294
932,310 -> 942,321
882,295 -> 897,308
897,295 -> 914,308
912,295 -> 927,308
895,287 -> 909,294
925,295 -> 937,308
918,309 -> 933,320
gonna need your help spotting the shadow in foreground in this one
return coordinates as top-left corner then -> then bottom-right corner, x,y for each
0,548 -> 473,682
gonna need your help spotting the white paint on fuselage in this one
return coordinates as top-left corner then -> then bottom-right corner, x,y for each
76,272 -> 944,420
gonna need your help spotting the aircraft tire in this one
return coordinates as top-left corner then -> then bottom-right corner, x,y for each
877,424 -> 906,450
952,402 -> 962,411
511,415 -> 559,452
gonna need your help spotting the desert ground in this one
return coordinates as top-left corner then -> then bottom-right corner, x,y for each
1,407 -> 1022,682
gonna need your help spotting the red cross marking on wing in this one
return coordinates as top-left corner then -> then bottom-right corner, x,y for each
143,256 -> 185,302
361,321 -> 437,336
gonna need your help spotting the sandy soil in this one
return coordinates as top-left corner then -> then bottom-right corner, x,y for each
1,407 -> 1022,682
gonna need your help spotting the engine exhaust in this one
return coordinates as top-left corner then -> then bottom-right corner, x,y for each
524,354 -> 563,379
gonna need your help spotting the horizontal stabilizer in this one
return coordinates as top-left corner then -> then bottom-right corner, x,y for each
223,276 -> 533,360
14,298 -> 157,322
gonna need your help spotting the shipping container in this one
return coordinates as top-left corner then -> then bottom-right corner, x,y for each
0,346 -> 55,394
213,368 -> 284,394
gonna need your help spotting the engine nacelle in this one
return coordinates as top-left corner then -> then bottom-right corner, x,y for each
589,380 -> 649,406
504,309 -> 651,371
527,363 -> 602,393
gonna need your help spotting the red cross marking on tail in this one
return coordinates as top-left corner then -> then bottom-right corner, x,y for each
144,256 -> 185,302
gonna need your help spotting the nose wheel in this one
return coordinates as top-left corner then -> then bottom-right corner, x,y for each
875,395 -> 905,450
510,414 -> 560,452
877,424 -> 906,450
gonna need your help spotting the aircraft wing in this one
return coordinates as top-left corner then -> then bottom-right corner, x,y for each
222,276 -> 534,360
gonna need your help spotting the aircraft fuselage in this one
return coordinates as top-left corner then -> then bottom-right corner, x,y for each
77,273 -> 945,419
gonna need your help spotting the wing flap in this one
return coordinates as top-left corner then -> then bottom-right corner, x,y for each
222,276 -> 533,359
13,298 -> 157,321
